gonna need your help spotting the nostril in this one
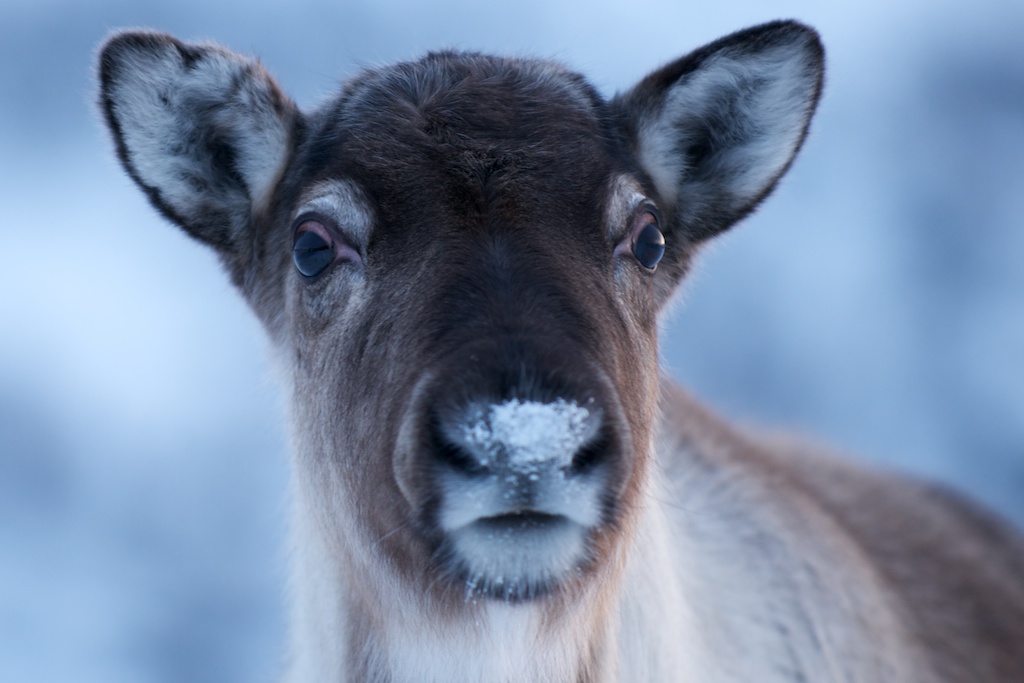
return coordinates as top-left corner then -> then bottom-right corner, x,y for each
439,441 -> 489,475
568,430 -> 611,474
430,417 -> 489,476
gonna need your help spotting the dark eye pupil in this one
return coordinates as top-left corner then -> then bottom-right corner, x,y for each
293,230 -> 333,277
632,222 -> 665,270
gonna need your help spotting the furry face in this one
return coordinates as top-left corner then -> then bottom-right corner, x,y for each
98,16 -> 824,605
99,22 -> 852,682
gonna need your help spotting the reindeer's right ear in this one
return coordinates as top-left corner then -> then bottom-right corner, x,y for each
98,32 -> 297,255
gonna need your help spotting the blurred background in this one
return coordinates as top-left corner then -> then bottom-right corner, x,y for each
1,0 -> 1022,681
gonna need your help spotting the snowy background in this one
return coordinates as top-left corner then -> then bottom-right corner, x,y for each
1,0 -> 1022,681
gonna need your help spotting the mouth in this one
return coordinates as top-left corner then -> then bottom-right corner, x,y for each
477,510 -> 563,530
443,510 -> 590,601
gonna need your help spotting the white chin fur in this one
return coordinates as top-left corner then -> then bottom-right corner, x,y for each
449,516 -> 588,599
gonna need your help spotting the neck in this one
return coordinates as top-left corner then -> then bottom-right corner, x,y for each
374,599 -> 604,682
284,472 -> 713,683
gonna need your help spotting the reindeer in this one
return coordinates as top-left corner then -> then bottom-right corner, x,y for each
98,20 -> 1024,682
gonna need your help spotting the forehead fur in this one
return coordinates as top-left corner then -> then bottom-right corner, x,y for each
292,51 -> 622,219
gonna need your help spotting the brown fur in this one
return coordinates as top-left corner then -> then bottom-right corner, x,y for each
98,20 -> 1024,682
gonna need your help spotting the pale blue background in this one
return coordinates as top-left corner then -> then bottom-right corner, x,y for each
1,1 -> 1022,681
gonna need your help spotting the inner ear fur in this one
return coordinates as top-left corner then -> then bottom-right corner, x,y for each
616,20 -> 824,244
98,31 -> 298,257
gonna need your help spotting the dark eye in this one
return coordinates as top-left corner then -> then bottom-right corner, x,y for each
292,222 -> 334,277
631,215 -> 665,270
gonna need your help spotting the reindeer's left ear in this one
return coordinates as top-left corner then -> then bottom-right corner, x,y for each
616,20 -> 824,243
98,32 -> 298,257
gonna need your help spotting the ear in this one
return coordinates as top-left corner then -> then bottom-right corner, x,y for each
616,20 -> 824,243
98,31 -> 298,258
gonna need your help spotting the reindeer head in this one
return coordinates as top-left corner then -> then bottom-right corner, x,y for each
99,22 -> 822,607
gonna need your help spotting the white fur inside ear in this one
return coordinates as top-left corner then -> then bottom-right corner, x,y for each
638,115 -> 688,211
104,36 -> 292,230
637,35 -> 819,219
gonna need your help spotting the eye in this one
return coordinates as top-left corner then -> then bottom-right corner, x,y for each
631,213 -> 665,270
292,221 -> 334,277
